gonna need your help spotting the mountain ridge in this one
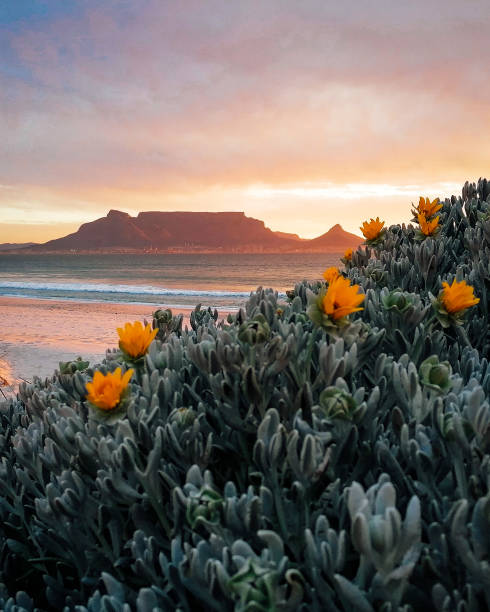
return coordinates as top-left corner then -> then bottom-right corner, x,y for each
15,210 -> 363,253
0,242 -> 38,251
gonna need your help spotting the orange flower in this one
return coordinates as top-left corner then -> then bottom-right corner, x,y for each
360,217 -> 385,241
441,279 -> 480,314
117,321 -> 158,358
418,213 -> 440,236
418,196 -> 442,218
343,248 -> 353,261
321,276 -> 365,320
86,367 -> 133,411
323,266 -> 341,284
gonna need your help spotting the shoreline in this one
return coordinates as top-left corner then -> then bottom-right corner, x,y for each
1,248 -> 352,255
0,296 -> 232,396
0,292 -> 241,310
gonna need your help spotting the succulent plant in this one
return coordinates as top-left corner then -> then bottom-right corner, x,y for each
58,356 -> 90,375
0,178 -> 489,609
152,307 -> 183,341
317,386 -> 361,421
419,355 -> 452,394
381,288 -> 416,313
238,313 -> 271,345
345,476 -> 421,608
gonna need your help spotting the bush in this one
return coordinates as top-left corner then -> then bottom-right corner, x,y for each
0,179 -> 489,611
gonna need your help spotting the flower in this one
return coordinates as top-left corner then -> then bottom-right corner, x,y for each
323,266 -> 341,284
308,277 -> 365,330
417,196 -> 442,218
417,213 -> 440,236
321,276 -> 365,320
360,217 -> 385,242
440,279 -> 480,314
85,367 -> 133,411
431,279 -> 480,327
117,321 -> 158,359
343,248 -> 353,261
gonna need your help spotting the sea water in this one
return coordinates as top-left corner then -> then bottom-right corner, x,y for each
0,253 -> 341,310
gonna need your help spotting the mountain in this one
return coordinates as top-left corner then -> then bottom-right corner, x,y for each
0,242 -> 38,251
304,224 -> 363,252
32,210 -> 362,252
274,231 -> 304,242
40,210 -> 151,250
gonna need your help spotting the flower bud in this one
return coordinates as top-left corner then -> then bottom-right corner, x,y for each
419,356 -> 452,393
238,314 -> 271,345
318,387 -> 357,420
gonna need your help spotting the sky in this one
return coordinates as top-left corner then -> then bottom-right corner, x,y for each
1,0 -> 490,243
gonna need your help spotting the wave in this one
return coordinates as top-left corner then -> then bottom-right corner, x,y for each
0,280 -> 254,298
0,293 -> 240,310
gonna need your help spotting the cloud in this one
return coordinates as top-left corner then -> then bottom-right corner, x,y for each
1,0 -> 490,238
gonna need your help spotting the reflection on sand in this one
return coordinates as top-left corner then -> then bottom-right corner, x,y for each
0,296 -> 203,394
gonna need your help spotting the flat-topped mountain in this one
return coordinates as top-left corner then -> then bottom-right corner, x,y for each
33,210 -> 362,253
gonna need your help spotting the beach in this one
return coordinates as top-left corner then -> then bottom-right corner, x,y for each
0,251 -> 338,397
0,296 -> 222,395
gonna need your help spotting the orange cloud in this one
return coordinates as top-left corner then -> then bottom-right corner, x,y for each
1,1 -> 490,241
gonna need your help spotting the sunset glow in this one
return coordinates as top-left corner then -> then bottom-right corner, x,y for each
1,1 -> 489,242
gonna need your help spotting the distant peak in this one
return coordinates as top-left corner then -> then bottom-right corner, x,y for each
107,209 -> 130,218
327,223 -> 344,233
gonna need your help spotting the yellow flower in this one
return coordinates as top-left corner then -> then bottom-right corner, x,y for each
418,213 -> 440,236
323,266 -> 341,284
117,321 -> 158,358
441,279 -> 480,314
418,196 -> 442,218
343,248 -> 353,261
321,276 -> 365,320
86,367 -> 133,411
360,217 -> 385,241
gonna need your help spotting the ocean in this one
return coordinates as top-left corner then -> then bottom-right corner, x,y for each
0,252 -> 341,310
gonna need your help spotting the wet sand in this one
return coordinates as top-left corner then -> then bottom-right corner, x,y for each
0,297 -> 228,395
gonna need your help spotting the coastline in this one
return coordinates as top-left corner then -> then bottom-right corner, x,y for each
0,245 -> 355,255
0,296 -> 230,395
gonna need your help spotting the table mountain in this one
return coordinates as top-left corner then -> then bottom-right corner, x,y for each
33,210 -> 362,252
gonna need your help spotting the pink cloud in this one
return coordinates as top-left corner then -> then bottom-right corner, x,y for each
2,0 -> 490,235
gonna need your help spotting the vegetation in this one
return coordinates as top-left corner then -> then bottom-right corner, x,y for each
0,178 -> 489,611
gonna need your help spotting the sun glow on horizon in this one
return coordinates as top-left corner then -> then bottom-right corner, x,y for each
1,2 -> 489,244
0,180 -> 470,243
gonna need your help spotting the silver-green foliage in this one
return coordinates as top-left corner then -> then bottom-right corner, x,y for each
0,179 -> 489,610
